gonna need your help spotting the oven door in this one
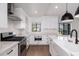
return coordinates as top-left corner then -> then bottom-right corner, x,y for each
18,38 -> 26,56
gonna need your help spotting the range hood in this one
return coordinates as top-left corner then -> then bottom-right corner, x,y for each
8,8 -> 22,21
8,3 -> 22,21
8,14 -> 22,21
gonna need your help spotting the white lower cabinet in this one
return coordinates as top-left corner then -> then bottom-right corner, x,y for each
49,38 -> 70,56
29,35 -> 48,45
49,38 -> 55,56
1,45 -> 18,56
53,42 -> 69,56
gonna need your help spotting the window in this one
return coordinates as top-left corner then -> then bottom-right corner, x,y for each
63,23 -> 70,35
32,23 -> 41,32
59,23 -> 71,35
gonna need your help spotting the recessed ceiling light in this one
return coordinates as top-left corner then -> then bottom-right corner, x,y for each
34,10 -> 38,14
55,6 -> 58,9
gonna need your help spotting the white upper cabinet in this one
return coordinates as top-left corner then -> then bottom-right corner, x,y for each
0,3 -> 8,28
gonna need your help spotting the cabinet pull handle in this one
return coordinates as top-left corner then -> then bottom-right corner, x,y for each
7,50 -> 13,55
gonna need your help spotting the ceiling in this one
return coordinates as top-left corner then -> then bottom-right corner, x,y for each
14,3 -> 79,17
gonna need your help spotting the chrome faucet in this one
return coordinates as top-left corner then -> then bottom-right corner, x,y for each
70,29 -> 79,44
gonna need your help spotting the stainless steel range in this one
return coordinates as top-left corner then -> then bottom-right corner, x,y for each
0,32 -> 26,56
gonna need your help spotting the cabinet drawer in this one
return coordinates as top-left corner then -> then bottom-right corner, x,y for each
1,45 -> 18,56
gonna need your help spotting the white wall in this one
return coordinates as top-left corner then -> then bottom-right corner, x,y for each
8,17 -> 28,36
0,15 -> 58,36
7,8 -> 28,36
27,16 -> 58,45
28,16 -> 58,34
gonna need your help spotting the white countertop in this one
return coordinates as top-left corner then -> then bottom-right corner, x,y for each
0,41 -> 19,55
49,35 -> 79,56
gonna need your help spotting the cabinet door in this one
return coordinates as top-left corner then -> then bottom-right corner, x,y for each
0,3 -> 7,28
1,45 -> 18,56
41,36 -> 48,45
53,42 -> 69,56
7,45 -> 18,56
49,39 -> 54,55
49,38 -> 52,52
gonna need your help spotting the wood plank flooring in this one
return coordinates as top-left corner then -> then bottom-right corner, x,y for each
26,45 -> 50,56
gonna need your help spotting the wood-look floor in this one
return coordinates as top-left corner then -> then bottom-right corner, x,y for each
26,45 -> 50,56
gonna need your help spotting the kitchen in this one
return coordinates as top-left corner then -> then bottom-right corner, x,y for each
0,3 -> 79,56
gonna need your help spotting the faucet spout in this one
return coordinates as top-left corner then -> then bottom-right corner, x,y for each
70,29 -> 78,44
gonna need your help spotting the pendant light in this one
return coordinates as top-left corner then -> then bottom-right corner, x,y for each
75,6 -> 79,18
61,3 -> 74,23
